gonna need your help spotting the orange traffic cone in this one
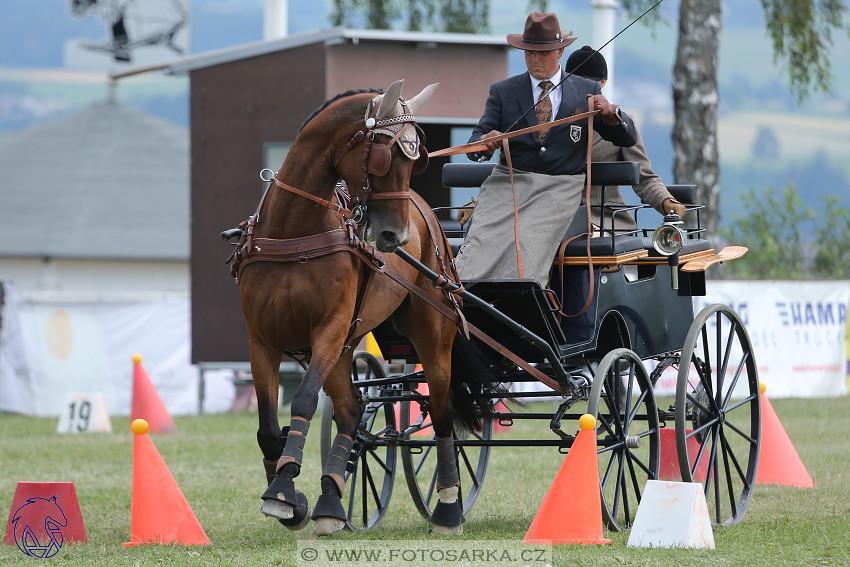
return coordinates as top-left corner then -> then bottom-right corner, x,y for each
396,366 -> 430,437
658,428 -> 708,481
493,400 -> 512,434
4,482 -> 87,556
123,419 -> 209,547
130,354 -> 177,435
756,382 -> 813,488
523,414 -> 610,545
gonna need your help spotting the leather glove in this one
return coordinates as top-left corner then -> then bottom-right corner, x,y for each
662,198 -> 687,219
457,197 -> 476,227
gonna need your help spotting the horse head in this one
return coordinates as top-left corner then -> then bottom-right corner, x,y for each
336,80 -> 438,252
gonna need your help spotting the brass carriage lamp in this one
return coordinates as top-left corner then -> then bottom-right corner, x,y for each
652,213 -> 686,290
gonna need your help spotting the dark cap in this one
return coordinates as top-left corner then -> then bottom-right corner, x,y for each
565,45 -> 608,81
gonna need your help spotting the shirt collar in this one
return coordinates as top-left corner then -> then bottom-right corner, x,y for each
531,66 -> 562,90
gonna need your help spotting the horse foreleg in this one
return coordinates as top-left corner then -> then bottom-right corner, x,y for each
313,357 -> 360,536
261,349 -> 342,530
248,343 -> 311,528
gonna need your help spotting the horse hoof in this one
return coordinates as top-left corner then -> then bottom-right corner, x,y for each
260,498 -> 295,520
283,505 -> 311,531
313,517 -> 346,536
279,491 -> 311,531
432,523 -> 463,535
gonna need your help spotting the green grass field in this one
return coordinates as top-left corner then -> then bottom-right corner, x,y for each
2,397 -> 848,566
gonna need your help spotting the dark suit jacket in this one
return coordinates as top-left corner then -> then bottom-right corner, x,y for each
468,71 -> 637,175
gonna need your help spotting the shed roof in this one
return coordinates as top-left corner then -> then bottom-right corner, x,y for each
162,27 -> 508,76
0,102 -> 189,261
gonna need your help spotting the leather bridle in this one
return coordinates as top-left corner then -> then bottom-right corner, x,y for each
270,96 -> 427,226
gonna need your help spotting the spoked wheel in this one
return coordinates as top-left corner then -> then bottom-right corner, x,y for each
319,351 -> 396,530
675,303 -> 761,525
398,383 -> 493,521
588,348 -> 660,531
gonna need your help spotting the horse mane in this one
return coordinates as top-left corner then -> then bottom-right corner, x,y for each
298,88 -> 384,133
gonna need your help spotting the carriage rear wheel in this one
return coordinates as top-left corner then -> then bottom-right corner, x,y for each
398,382 -> 493,521
320,351 -> 396,530
587,348 -> 660,532
675,303 -> 761,525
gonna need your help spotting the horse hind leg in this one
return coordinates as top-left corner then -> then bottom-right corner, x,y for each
430,435 -> 464,535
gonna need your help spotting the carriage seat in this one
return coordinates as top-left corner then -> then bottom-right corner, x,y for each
558,161 -> 644,257
441,161 -> 642,190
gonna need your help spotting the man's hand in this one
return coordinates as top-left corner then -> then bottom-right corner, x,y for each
457,197 -> 477,227
479,130 -> 503,157
591,94 -> 620,125
662,198 -> 687,219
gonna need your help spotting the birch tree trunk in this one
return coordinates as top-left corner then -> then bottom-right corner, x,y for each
673,0 -> 721,240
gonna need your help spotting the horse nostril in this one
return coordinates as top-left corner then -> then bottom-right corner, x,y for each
378,231 -> 399,252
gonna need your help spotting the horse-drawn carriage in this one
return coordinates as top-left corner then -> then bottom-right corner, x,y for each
317,159 -> 760,533
223,81 -> 760,536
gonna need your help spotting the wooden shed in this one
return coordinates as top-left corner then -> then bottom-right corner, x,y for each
165,27 -> 508,365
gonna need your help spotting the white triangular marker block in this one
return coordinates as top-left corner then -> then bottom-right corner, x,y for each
627,480 -> 715,549
57,393 -> 113,434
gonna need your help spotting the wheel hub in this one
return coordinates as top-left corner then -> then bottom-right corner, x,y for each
691,387 -> 712,445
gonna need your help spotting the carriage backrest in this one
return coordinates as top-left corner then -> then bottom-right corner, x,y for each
440,161 -> 643,190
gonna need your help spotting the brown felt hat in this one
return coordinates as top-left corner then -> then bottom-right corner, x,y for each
507,12 -> 576,51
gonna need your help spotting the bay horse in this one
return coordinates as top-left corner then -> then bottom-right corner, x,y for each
228,80 -> 491,536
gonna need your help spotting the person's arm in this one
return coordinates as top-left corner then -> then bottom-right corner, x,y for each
621,127 -> 686,218
467,85 -> 504,161
589,90 -> 637,147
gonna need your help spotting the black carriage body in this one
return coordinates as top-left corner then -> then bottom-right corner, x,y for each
374,161 -> 706,364
553,262 -> 700,360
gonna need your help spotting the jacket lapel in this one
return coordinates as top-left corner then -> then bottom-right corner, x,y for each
515,74 -> 535,129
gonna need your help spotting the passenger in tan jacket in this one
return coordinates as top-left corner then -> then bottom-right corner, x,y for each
565,46 -> 686,233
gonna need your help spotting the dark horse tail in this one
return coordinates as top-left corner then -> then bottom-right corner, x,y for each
449,331 -> 505,434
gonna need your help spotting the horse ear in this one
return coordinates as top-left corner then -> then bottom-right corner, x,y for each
377,80 -> 405,119
406,83 -> 439,115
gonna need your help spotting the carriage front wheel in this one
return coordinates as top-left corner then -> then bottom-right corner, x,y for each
319,351 -> 396,530
675,303 -> 761,525
587,348 -> 660,532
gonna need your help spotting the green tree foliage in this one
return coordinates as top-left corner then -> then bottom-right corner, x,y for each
720,185 -> 850,279
760,0 -> 849,103
812,195 -> 850,278
331,1 -> 549,33
331,0 -> 491,33
621,0 -> 848,102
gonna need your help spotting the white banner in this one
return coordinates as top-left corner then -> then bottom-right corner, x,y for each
0,282 -> 235,417
652,280 -> 849,398
704,280 -> 847,397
